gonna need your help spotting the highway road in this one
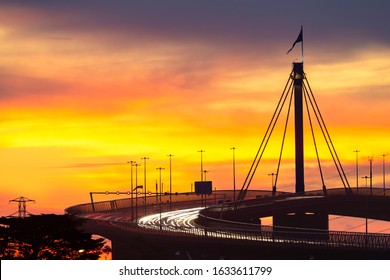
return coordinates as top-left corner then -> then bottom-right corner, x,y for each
81,205 -> 271,241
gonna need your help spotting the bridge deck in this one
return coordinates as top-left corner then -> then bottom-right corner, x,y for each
66,188 -> 390,258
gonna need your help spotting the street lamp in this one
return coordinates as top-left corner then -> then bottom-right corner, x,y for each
382,154 -> 386,196
369,157 -> 373,195
202,170 -> 210,208
167,154 -> 174,209
198,150 -> 205,181
134,163 -> 141,187
230,147 -> 237,201
353,150 -> 360,193
127,161 -> 135,220
362,176 -> 369,188
141,157 -> 149,214
203,170 -> 210,181
133,185 -> 143,223
156,167 -> 165,198
156,167 -> 165,230
268,172 -> 277,194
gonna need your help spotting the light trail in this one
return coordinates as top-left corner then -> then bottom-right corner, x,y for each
136,207 -> 390,249
138,207 -> 203,232
137,207 -> 277,242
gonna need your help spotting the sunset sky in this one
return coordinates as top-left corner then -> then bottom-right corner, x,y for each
1,1 -> 389,219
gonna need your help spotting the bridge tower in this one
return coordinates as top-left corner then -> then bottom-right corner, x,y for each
237,26 -> 350,201
292,62 -> 305,193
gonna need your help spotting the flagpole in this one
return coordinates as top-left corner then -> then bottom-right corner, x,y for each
301,25 -> 304,63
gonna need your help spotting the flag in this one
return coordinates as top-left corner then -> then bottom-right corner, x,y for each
287,27 -> 303,54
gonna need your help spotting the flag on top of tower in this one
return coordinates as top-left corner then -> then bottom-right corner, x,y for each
287,26 -> 303,54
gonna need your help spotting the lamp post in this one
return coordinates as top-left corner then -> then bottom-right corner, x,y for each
230,147 -> 236,201
353,150 -> 360,194
201,170 -> 210,208
382,154 -> 386,196
362,176 -> 369,188
369,157 -> 373,195
127,161 -> 135,220
155,180 -> 158,206
134,163 -> 141,187
203,170 -> 210,181
156,167 -> 165,201
133,163 -> 141,220
156,167 -> 165,229
133,186 -> 143,223
268,172 -> 277,194
198,150 -> 205,181
141,157 -> 149,215
167,154 -> 174,210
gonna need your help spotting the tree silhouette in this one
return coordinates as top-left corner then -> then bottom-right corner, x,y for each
101,245 -> 112,260
0,214 -> 106,259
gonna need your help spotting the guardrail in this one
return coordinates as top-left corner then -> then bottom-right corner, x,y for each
66,188 -> 390,252
65,188 -> 390,216
85,217 -> 390,252
224,187 -> 390,211
65,190 -> 277,216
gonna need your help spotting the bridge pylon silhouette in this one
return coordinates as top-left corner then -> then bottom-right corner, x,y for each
236,30 -> 351,233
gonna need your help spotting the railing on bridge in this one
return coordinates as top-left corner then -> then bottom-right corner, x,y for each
65,187 -> 390,216
86,216 -> 390,252
65,190 -> 276,216
66,188 -> 390,252
203,187 -> 390,218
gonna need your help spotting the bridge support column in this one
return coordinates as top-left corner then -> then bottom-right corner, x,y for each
273,211 -> 329,240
